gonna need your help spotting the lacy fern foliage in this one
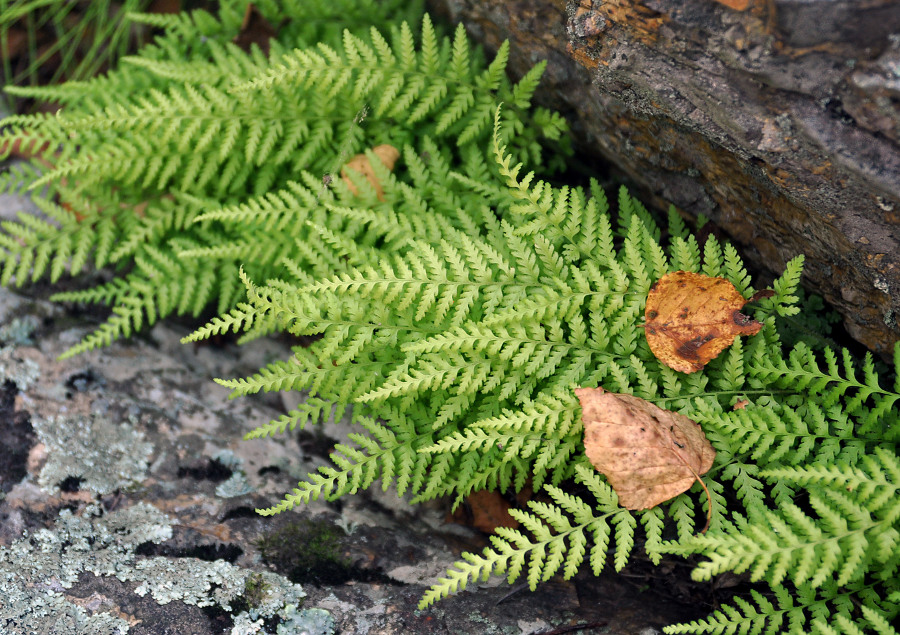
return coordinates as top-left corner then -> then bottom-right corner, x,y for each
189,111 -> 900,633
0,0 -> 566,358
3,2 -> 898,633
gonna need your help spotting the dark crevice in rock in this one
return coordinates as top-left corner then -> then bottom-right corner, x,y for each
222,505 -> 260,521
258,518 -> 398,587
57,475 -> 84,493
177,457 -> 233,482
257,465 -> 281,476
64,368 -> 103,394
296,429 -> 339,459
0,379 -> 33,495
135,540 -> 244,563
200,605 -> 236,633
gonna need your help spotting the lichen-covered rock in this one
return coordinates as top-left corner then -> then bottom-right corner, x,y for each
0,502 -> 308,634
32,414 -> 153,495
427,0 -> 900,356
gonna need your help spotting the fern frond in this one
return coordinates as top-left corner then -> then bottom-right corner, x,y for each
672,448 -> 900,589
257,411 -> 432,515
420,464 -> 639,608
667,581 -> 899,635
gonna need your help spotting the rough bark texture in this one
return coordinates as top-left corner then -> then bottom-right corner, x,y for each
427,0 -> 900,356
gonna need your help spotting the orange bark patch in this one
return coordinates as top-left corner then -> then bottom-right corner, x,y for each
576,388 -> 715,510
644,271 -> 762,373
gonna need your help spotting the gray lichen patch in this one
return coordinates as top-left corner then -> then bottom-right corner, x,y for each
33,414 -> 154,495
0,503 -> 170,634
0,503 -> 313,634
0,345 -> 40,391
0,583 -> 132,635
231,606 -> 334,635
213,450 -> 254,499
0,315 -> 39,346
131,558 -> 251,609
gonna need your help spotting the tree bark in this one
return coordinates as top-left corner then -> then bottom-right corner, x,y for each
427,0 -> 900,357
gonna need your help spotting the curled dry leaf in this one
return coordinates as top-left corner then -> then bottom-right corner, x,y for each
644,271 -> 763,373
575,387 -> 715,511
340,144 -> 401,201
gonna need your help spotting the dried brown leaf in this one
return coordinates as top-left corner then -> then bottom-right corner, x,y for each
448,490 -> 519,534
576,387 -> 715,510
644,271 -> 762,373
340,144 -> 400,201
233,3 -> 277,54
714,0 -> 752,10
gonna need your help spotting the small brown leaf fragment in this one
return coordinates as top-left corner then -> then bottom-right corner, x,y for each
644,271 -> 762,373
713,0 -> 751,10
233,3 -> 277,54
340,144 -> 401,201
448,490 -> 520,534
748,288 -> 776,303
576,387 -> 715,510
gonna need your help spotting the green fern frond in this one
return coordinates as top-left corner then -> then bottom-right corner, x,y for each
420,464 -> 638,609
664,582 -> 898,635
671,449 -> 900,589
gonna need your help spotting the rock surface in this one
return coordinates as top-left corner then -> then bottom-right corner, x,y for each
426,0 -> 900,357
0,282 -> 710,634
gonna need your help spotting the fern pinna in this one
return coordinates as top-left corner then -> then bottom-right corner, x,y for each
187,112 -> 900,633
0,0 -> 566,358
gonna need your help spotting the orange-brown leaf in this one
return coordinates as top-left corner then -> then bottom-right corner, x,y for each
644,271 -> 762,373
713,0 -> 751,10
340,144 -> 400,201
576,387 -> 715,510
448,490 -> 520,534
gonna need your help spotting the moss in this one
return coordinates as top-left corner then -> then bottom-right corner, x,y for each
243,572 -> 273,609
257,519 -> 353,586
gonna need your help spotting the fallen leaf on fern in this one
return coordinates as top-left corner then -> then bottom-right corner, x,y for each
341,144 -> 400,201
575,387 -> 715,510
644,271 -> 762,373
